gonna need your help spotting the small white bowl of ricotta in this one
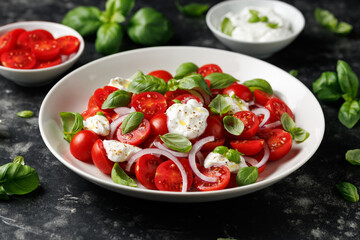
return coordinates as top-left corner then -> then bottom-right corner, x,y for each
206,0 -> 305,58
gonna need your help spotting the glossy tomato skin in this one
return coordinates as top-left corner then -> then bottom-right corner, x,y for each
34,55 -> 62,69
265,98 -> 295,122
154,158 -> 193,192
31,39 -> 60,61
164,89 -> 189,105
70,130 -> 99,163
194,116 -> 225,152
197,64 -> 223,78
254,89 -> 273,106
17,29 -> 54,48
194,165 -> 231,191
248,149 -> 267,173
131,91 -> 167,120
0,49 -> 36,69
265,129 -> 293,161
233,111 -> 259,139
0,29 -> 21,55
56,35 -> 80,55
230,139 -> 265,156
149,113 -> 168,136
135,154 -> 163,190
223,83 -> 253,102
116,118 -> 151,146
148,70 -> 173,82
168,93 -> 202,107
91,139 -> 114,175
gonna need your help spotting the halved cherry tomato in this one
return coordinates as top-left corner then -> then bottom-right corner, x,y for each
223,83 -> 253,102
197,63 -> 222,77
246,149 -> 267,173
0,29 -> 25,55
135,154 -> 163,190
265,98 -> 295,122
265,129 -> 293,161
131,91 -> 167,120
17,29 -> 54,48
141,135 -> 162,149
254,89 -> 273,106
230,139 -> 265,156
70,130 -> 99,163
149,113 -> 168,136
194,165 -> 231,191
91,139 -> 114,175
34,55 -> 62,69
168,93 -> 202,106
195,116 -> 224,152
0,49 -> 36,69
31,39 -> 60,61
56,35 -> 80,55
116,118 -> 151,146
154,158 -> 193,192
164,89 -> 189,105
148,70 -> 173,82
233,111 -> 259,139
93,86 -> 118,109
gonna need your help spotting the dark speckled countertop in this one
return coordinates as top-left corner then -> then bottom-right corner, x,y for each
1,0 -> 360,239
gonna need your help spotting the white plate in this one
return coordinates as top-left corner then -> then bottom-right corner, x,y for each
39,46 -> 325,202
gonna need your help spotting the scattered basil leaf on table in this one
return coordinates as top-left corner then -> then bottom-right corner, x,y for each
223,116 -> 244,136
17,110 -> 34,118
208,95 -> 231,116
105,0 -> 135,18
236,166 -> 258,186
289,69 -> 299,77
0,186 -> 9,200
102,89 -> 131,109
160,133 -> 192,152
175,0 -> 209,17
111,163 -> 137,187
312,71 -> 342,101
314,7 -> 352,35
59,112 -> 84,142
95,22 -> 124,55
337,60 -> 358,100
128,75 -> 168,94
336,182 -> 359,203
13,156 -> 25,165
178,74 -> 212,95
221,17 -> 235,36
243,78 -> 273,95
338,99 -> 360,129
205,73 -> 237,89
345,149 -> 360,165
174,62 -> 199,79
121,112 -> 144,134
225,149 -> 241,163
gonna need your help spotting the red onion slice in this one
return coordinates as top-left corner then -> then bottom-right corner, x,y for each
195,88 -> 211,105
107,114 -> 128,139
189,136 -> 217,182
243,142 -> 270,169
153,141 -> 189,157
243,156 -> 258,166
187,90 -> 205,104
262,120 -> 281,129
113,107 -> 135,116
251,107 -> 270,128
196,151 -> 205,166
126,148 -> 188,192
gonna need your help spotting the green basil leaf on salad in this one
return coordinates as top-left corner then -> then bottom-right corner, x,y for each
128,75 -> 168,94
236,166 -> 258,186
62,6 -> 103,36
121,112 -> 144,135
17,110 -> 34,118
175,0 -> 209,17
205,73 -> 237,89
243,78 -> 273,95
337,60 -> 359,100
111,163 -> 137,187
208,95 -> 231,116
315,8 -> 352,35
213,146 -> 229,155
102,89 -> 131,109
345,149 -> 360,165
59,112 -> 84,142
167,78 -> 180,91
281,112 -> 296,132
338,99 -> 360,129
127,7 -> 173,46
336,182 -> 359,203
281,113 -> 309,142
129,70 -> 144,81
178,73 -> 212,95
221,17 -> 235,36
160,133 -> 192,152
95,22 -> 123,55
174,62 -> 199,79
312,71 -> 343,101
223,116 -> 244,136
225,149 -> 241,163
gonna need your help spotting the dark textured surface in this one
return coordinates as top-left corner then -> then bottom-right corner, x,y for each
1,0 -> 360,239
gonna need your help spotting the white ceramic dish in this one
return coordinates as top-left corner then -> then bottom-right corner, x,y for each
39,46 -> 324,202
0,21 -> 84,87
206,0 -> 305,58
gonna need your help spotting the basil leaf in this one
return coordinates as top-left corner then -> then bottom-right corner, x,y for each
312,71 -> 342,101
167,78 -> 180,91
0,162 -> 39,195
105,0 -> 134,18
13,156 -> 25,165
225,149 -> 241,163
243,78 -> 273,95
62,6 -> 102,36
175,0 -> 209,17
17,110 -> 34,118
172,99 -> 181,104
236,166 -> 258,186
121,112 -> 144,135
281,112 -> 296,132
102,90 -> 131,109
129,70 -> 144,81
334,21 -> 353,35
178,74 -> 212,95
213,146 -> 228,155
223,116 -> 244,136
208,95 -> 231,116
59,112 -> 84,142
128,75 -> 168,94
221,17 -> 235,36
345,149 -> 360,165
174,62 -> 198,79
336,182 -> 359,203
291,127 -> 310,143
337,60 -> 359,100
206,73 -> 237,89
289,69 -> 298,77
127,7 -> 173,46
160,133 -> 192,152
315,8 -> 352,35
111,163 -> 137,187
338,99 -> 360,129
95,22 -> 123,55
267,22 -> 278,29
0,186 -> 9,200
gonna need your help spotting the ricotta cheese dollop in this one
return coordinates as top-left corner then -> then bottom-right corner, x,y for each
204,152 -> 248,174
102,140 -> 142,162
83,114 -> 110,136
108,77 -> 131,91
224,95 -> 249,115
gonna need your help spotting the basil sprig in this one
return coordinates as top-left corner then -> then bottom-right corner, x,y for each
160,133 -> 192,152
236,166 -> 258,186
221,17 -> 235,36
0,157 -> 39,200
59,112 -> 84,142
128,75 -> 168,94
336,182 -> 359,202
243,78 -> 273,95
208,95 -> 231,116
205,73 -> 237,89
102,89 -> 131,109
175,0 -> 209,17
315,8 -> 352,35
345,149 -> 360,165
174,62 -> 199,79
281,113 -> 309,142
223,116 -> 244,136
121,112 -> 144,135
111,163 -> 137,187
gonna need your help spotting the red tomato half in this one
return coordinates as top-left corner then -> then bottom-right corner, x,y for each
194,165 -> 231,191
56,35 -> 80,55
149,113 -> 168,136
131,91 -> 167,120
230,139 -> 265,156
265,98 -> 295,122
233,111 -> 259,139
148,70 -> 173,82
197,64 -> 222,77
91,139 -> 114,175
246,149 -> 266,173
70,130 -> 99,163
265,129 -> 293,161
254,89 -> 273,106
168,93 -> 202,106
116,118 -> 151,146
17,29 -> 54,48
0,29 -> 24,55
93,86 -> 118,109
34,55 -> 62,69
135,154 -> 163,190
154,158 -> 193,192
195,116 -> 225,152
164,89 -> 189,105
223,83 -> 253,102
0,49 -> 36,69
31,39 -> 60,61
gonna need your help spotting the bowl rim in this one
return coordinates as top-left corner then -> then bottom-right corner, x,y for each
0,20 -> 84,72
206,0 -> 306,45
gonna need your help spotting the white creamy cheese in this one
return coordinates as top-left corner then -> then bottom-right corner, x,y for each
102,140 -> 142,162
224,7 -> 292,42
107,77 -> 131,90
166,99 -> 209,140
83,115 -> 110,136
204,152 -> 248,174
224,95 -> 249,115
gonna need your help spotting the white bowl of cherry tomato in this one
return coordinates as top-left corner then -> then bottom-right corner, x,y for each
0,21 -> 84,87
